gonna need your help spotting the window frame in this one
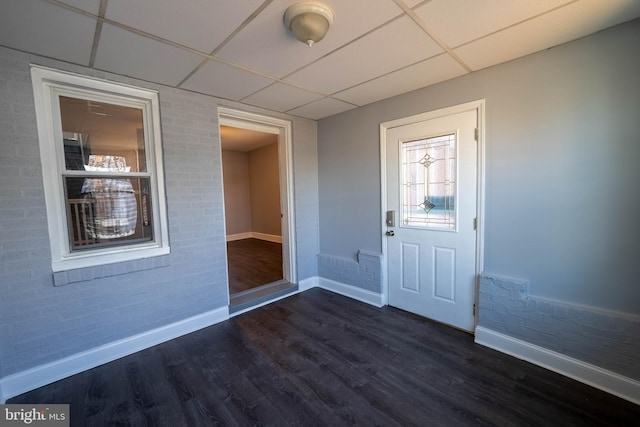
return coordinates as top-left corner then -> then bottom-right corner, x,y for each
31,65 -> 170,272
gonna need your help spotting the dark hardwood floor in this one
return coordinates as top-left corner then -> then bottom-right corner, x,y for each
9,289 -> 638,426
227,238 -> 283,295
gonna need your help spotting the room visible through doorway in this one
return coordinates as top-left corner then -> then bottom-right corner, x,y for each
220,122 -> 292,311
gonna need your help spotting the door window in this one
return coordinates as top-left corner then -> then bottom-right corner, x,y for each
401,133 -> 457,230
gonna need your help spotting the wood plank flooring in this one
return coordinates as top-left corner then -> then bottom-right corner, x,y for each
227,238 -> 283,295
9,288 -> 639,426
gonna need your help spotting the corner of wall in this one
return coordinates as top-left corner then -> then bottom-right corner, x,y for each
477,272 -> 640,401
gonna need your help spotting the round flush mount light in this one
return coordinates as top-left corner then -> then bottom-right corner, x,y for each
284,1 -> 334,47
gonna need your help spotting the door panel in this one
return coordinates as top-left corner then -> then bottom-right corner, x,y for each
401,242 -> 420,292
386,110 -> 477,331
434,246 -> 455,301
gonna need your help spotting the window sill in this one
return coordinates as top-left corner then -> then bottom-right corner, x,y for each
53,253 -> 171,287
51,243 -> 170,272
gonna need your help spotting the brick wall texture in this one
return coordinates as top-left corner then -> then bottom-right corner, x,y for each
318,250 -> 382,292
0,46 -> 318,377
479,273 -> 640,381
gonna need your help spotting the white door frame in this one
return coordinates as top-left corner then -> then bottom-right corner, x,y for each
218,107 -> 297,287
379,100 -> 485,327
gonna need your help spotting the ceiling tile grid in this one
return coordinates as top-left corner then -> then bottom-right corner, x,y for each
453,0 -> 640,71
334,54 -> 468,106
105,0 -> 266,54
283,15 -> 444,94
413,0 -> 572,50
287,97 -> 356,120
0,0 -> 639,119
216,0 -> 406,78
180,59 -> 275,101
0,0 -> 98,66
57,0 -> 101,14
94,23 -> 205,87
241,83 -> 325,112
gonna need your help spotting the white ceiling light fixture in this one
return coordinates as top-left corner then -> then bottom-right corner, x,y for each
284,1 -> 334,47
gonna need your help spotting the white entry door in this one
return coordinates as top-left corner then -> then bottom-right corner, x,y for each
386,109 -> 478,331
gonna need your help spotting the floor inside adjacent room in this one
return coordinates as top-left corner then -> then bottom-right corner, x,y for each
226,237 -> 294,313
227,238 -> 283,295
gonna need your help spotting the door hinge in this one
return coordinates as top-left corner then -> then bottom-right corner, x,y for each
474,128 -> 479,141
473,303 -> 476,316
473,217 -> 477,230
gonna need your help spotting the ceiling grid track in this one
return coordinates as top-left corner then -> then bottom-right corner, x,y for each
393,0 -> 472,73
26,0 -> 640,119
88,0 -> 108,67
452,0 -> 581,50
176,0 -> 276,88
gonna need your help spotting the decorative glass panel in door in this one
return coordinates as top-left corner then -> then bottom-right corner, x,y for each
401,133 -> 456,230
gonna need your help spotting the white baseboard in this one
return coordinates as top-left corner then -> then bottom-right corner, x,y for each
251,232 -> 282,243
0,307 -> 229,403
474,326 -> 640,405
229,275 -> 362,318
299,276 -> 383,307
298,276 -> 318,292
6,289 -> 635,407
226,232 -> 282,243
226,232 -> 252,241
316,277 -> 384,307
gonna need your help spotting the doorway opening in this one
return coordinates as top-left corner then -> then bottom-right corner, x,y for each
218,108 -> 297,313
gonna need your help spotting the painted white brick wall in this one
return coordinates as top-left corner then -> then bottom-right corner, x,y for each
318,250 -> 382,292
0,46 -> 319,378
478,273 -> 640,381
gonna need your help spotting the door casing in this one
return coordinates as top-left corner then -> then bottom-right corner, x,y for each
379,100 -> 485,329
218,107 -> 297,297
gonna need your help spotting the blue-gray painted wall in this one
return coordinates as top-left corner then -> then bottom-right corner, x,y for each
317,20 -> 640,377
0,46 -> 319,378
318,19 -> 640,314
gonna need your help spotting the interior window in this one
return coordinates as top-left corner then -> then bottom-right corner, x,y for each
31,66 -> 169,272
59,97 -> 153,251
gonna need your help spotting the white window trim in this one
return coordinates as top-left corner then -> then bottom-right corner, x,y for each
30,65 -> 170,272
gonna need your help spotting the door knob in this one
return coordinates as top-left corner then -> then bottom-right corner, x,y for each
386,230 -> 395,236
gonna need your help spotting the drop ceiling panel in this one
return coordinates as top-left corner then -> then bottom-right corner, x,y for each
58,0 -> 101,14
94,24 -> 204,87
0,0 -> 638,121
243,83 -> 324,112
414,0 -> 569,48
105,0 -> 264,53
334,54 -> 468,106
284,16 -> 443,94
0,0 -> 96,65
216,0 -> 405,78
180,60 -> 274,101
454,0 -> 640,71
287,97 -> 356,120
401,0 -> 426,8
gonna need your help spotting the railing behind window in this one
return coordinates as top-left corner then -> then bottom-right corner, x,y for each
68,198 -> 96,247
